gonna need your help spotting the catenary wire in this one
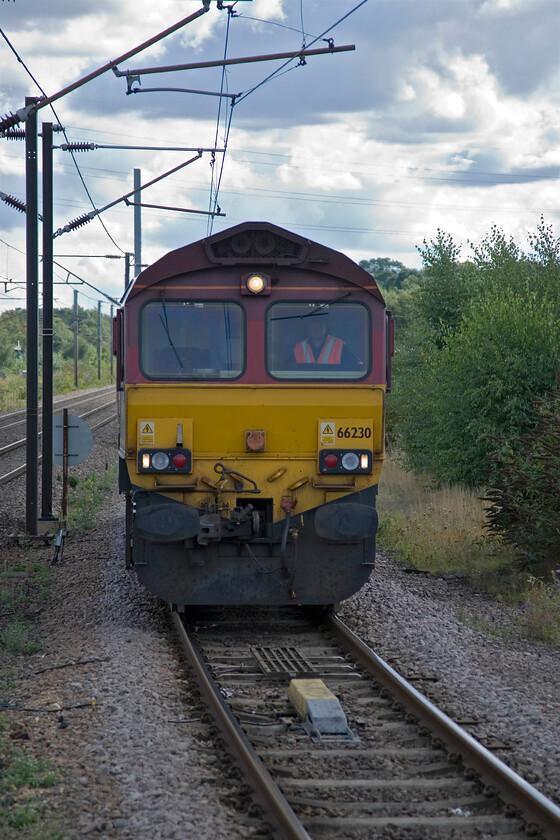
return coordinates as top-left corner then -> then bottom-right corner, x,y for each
234,0 -> 369,105
0,27 -> 125,253
207,4 -> 235,235
206,0 -> 370,228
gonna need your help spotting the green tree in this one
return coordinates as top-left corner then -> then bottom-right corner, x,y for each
359,257 -> 423,328
414,229 -> 479,347
0,309 -> 26,372
359,257 -> 423,292
0,304 -> 113,386
391,220 -> 560,486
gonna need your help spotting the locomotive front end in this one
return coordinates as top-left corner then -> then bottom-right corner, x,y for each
115,223 -> 392,607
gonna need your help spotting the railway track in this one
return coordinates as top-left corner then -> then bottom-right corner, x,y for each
0,385 -> 114,434
0,386 -> 116,485
173,606 -> 560,840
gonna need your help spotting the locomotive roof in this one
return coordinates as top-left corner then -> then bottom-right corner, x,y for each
122,221 -> 384,304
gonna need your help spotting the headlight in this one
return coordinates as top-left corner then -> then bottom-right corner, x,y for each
241,272 -> 271,295
246,274 -> 267,294
151,452 -> 170,470
341,452 -> 360,471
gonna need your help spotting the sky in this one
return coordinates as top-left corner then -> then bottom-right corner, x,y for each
0,0 -> 558,314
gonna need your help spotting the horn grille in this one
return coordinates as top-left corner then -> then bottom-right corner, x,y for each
206,227 -> 307,264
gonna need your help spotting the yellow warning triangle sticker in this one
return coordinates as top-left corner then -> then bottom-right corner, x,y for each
322,424 -> 333,435
142,423 -> 153,434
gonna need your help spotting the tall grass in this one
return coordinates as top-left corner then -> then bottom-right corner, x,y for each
377,454 -> 560,646
66,465 -> 118,531
377,456 -> 510,578
0,363 -> 114,411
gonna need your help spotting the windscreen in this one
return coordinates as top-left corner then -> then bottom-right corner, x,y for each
140,300 -> 244,380
266,301 -> 370,380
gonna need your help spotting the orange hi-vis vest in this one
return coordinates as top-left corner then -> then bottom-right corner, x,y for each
294,335 -> 344,364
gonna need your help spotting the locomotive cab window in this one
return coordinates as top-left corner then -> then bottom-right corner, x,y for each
266,301 -> 370,380
140,300 -> 245,380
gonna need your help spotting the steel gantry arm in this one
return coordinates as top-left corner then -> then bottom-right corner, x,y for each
113,43 -> 356,81
0,3 -> 213,132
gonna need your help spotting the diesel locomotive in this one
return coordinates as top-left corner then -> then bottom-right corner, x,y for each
114,222 -> 393,607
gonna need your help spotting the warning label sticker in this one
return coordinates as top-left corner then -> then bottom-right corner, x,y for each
140,421 -> 155,445
320,421 -> 336,447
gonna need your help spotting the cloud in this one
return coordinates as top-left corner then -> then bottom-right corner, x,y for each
277,122 -> 365,192
0,0 -> 558,315
477,0 -> 532,15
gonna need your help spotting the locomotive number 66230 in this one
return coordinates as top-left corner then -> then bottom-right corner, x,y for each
114,222 -> 393,608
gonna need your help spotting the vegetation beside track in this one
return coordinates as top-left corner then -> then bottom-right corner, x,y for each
0,304 -> 114,412
0,465 -> 117,837
0,365 -> 113,412
0,556 -> 61,837
380,219 -> 560,581
369,219 -> 560,645
0,712 -> 62,840
1,465 -> 117,654
377,454 -> 560,647
64,464 -> 117,532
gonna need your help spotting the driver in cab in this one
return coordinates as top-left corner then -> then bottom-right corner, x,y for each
292,316 -> 363,369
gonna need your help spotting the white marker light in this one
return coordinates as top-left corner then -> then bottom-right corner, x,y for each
142,453 -> 151,469
246,274 -> 266,294
341,452 -> 360,471
151,451 -> 170,470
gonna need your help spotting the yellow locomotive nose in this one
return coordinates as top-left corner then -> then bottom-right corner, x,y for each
116,221 -> 390,607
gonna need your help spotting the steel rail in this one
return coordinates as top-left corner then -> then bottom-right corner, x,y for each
0,413 -> 117,486
0,385 -> 114,430
172,612 -> 312,840
0,399 -> 115,457
327,612 -> 560,840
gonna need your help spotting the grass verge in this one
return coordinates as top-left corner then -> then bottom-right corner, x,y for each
377,454 -> 560,646
0,713 -> 63,839
1,465 -> 117,655
0,562 -> 49,657
0,368 -> 113,412
64,464 -> 117,531
0,463 -> 118,836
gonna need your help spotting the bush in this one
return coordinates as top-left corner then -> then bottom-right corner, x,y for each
485,388 -> 560,572
392,219 -> 560,487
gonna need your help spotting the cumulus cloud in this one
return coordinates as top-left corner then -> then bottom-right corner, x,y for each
0,0 -> 558,314
477,0 -> 532,15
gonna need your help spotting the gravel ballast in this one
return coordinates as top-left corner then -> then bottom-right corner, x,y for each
1,417 -> 559,838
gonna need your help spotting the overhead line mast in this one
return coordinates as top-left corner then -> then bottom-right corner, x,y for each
1,0 -> 356,537
0,2 -> 218,536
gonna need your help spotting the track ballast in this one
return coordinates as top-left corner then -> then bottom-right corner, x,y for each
173,606 -> 560,840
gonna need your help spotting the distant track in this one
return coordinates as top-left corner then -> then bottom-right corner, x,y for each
0,385 -> 114,433
0,399 -> 115,458
0,387 -> 116,486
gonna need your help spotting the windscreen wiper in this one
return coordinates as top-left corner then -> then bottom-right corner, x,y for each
270,291 -> 350,321
159,295 -> 183,368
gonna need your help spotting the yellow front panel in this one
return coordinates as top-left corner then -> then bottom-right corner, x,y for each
124,384 -> 385,516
